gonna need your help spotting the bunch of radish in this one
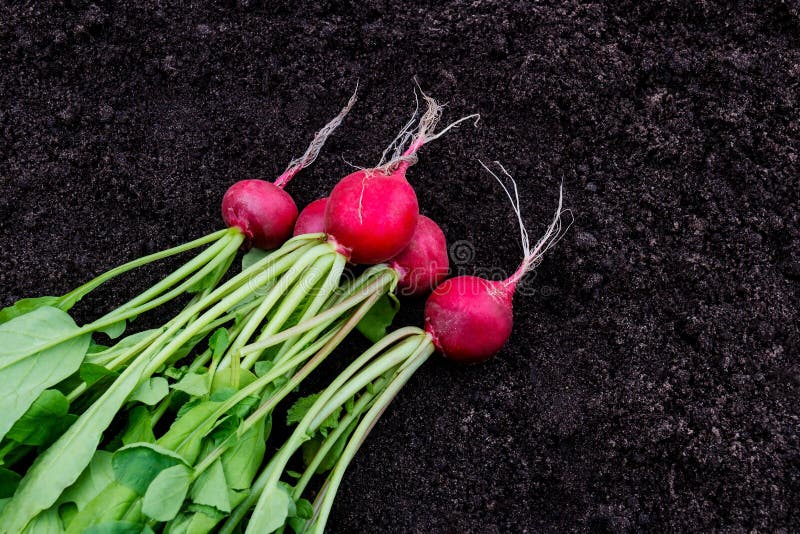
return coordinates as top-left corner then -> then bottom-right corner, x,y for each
0,87 -> 566,534
220,162 -> 566,533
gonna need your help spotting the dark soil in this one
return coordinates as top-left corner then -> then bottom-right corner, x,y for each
2,1 -> 799,532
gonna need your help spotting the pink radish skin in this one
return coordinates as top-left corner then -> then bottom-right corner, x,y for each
425,276 -> 513,362
324,90 -> 478,264
389,215 -> 449,297
324,168 -> 419,264
222,180 -> 298,250
293,197 -> 328,236
424,162 -> 567,364
221,89 -> 357,249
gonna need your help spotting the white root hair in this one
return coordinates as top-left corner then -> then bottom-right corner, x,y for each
377,90 -> 420,167
376,82 -> 480,172
479,160 -> 572,286
274,82 -> 359,188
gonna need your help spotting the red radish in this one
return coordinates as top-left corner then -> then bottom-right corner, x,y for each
389,215 -> 449,297
222,180 -> 298,249
324,168 -> 418,264
425,161 -> 568,363
222,88 -> 358,249
324,90 -> 479,264
293,197 -> 328,236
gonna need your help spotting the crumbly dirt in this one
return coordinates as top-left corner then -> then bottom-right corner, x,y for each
1,1 -> 798,532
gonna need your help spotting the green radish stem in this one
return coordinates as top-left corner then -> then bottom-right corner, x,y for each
270,253 -> 347,361
237,252 -> 341,370
226,329 -> 430,534
29,241 -> 321,518
56,228 -> 232,311
216,243 -> 338,372
224,329 -> 424,534
158,329 -> 346,513
192,281 -> 392,482
185,290 -> 391,534
210,245 -> 338,387
307,334 -> 435,533
261,263 -> 394,372
8,234 -> 396,532
1,231 -> 245,374
97,228 -> 243,323
271,385 -> 386,534
142,250 -> 392,494
239,268 -> 397,358
252,335 -> 424,497
64,235 -> 264,402
139,243 -> 315,379
218,300 -> 405,534
292,381 -> 382,499
149,299 -> 262,427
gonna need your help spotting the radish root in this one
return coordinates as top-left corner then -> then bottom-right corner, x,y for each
378,84 -> 480,173
479,160 -> 572,288
275,83 -> 359,188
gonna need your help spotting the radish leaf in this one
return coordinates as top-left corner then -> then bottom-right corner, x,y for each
171,372 -> 209,397
189,459 -> 230,513
208,328 -> 230,359
58,451 -> 114,510
6,389 -> 76,446
0,296 -> 61,325
158,401 -> 224,463
130,378 -> 169,406
142,464 -> 192,522
21,506 -> 62,533
247,483 -> 292,534
98,320 -> 126,340
112,443 -> 188,496
83,521 -> 152,534
121,407 -> 155,446
286,393 -> 341,436
355,293 -> 399,342
295,498 -> 313,519
0,306 -> 90,442
80,363 -> 117,388
221,416 -> 269,491
0,469 -> 20,499
242,248 -> 269,271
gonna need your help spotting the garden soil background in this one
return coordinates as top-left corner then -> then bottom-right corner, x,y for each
1,1 -> 799,532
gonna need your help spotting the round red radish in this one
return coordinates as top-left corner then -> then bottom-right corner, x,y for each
293,197 -> 328,236
324,169 -> 418,264
222,179 -> 298,250
424,161 -> 568,364
321,90 -> 478,264
389,215 -> 449,297
424,276 -> 513,363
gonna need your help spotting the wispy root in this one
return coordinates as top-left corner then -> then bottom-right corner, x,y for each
479,160 -> 572,288
274,82 -> 359,188
376,84 -> 480,173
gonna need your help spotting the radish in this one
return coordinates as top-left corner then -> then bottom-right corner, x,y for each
293,197 -> 328,236
223,89 -> 358,249
389,215 -> 449,297
425,161 -> 567,363
221,180 -> 297,250
323,90 -> 479,264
